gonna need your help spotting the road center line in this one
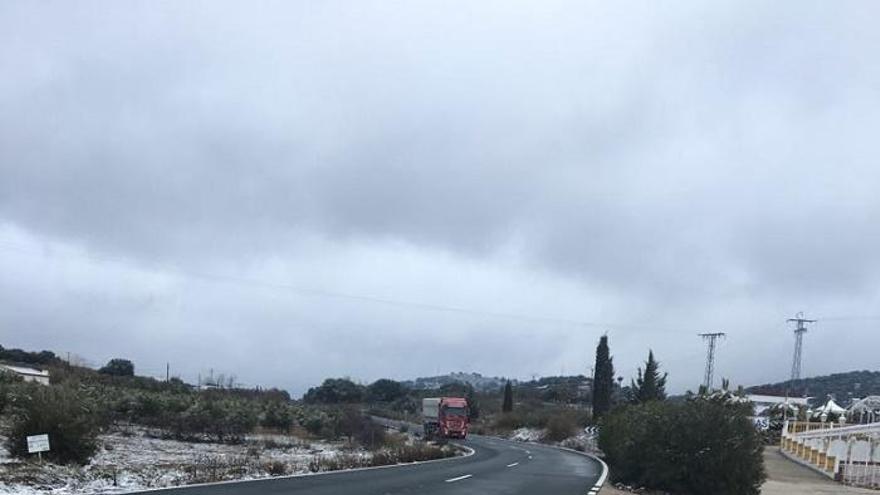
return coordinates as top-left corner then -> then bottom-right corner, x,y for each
444,474 -> 473,483
506,462 -> 519,468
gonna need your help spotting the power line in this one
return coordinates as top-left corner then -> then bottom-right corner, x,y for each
0,238 -> 696,333
817,315 -> 880,322
698,332 -> 725,390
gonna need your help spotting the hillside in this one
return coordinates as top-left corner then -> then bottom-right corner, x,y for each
401,372 -> 512,392
747,370 -> 880,405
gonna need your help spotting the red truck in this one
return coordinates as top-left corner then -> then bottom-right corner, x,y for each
422,397 -> 469,440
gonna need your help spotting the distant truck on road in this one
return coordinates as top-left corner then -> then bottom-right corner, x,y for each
422,397 -> 469,440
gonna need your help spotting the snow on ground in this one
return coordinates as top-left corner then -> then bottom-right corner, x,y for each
509,427 -> 599,453
560,428 -> 599,452
510,427 -> 544,442
0,428 -> 353,495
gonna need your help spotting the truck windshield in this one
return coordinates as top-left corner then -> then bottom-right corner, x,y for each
444,406 -> 467,417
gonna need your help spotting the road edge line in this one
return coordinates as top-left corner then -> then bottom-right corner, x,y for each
110,442 -> 476,495
548,445 -> 609,493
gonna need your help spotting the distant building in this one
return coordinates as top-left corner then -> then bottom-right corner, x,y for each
0,364 -> 50,385
746,393 -> 810,415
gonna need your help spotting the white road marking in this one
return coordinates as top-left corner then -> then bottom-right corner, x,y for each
506,462 -> 519,468
528,455 -> 533,459
444,474 -> 473,483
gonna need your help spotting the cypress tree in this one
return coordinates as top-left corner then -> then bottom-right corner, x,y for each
502,380 -> 514,413
631,350 -> 667,403
592,334 -> 615,419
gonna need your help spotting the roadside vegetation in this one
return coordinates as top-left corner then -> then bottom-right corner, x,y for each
599,390 -> 765,495
592,338 -> 766,495
1,340 -> 773,495
0,345 -> 460,494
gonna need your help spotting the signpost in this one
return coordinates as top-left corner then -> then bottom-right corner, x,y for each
27,434 -> 50,462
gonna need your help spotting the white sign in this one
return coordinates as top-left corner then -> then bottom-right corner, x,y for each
27,434 -> 50,454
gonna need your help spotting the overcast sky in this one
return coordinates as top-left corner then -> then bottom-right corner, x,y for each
1,1 -> 879,396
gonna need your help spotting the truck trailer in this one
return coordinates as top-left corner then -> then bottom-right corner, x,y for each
422,397 -> 469,440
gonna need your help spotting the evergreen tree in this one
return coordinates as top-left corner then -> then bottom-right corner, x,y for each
592,334 -> 615,419
630,350 -> 667,403
502,380 -> 514,413
99,358 -> 135,377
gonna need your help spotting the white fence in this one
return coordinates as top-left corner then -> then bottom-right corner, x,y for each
781,420 -> 880,488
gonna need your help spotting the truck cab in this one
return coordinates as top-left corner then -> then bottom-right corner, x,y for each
422,397 -> 469,440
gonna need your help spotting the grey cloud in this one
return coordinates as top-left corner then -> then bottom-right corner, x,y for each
1,1 -> 880,393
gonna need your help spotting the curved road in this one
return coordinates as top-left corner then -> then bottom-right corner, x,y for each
133,434 -> 605,495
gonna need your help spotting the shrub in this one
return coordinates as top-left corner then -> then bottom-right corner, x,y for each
5,383 -> 102,464
494,411 -> 526,431
184,455 -> 250,483
99,359 -> 135,377
172,397 -> 257,442
599,399 -> 765,495
0,371 -> 23,414
545,413 -> 577,442
0,346 -> 58,366
366,379 -> 407,403
302,414 -> 326,436
261,400 -> 294,432
302,378 -> 364,404
355,417 -> 388,450
265,460 -> 289,476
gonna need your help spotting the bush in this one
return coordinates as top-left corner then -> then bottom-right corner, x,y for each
599,399 -> 765,495
545,413 -> 577,442
302,413 -> 326,436
172,397 -> 258,442
99,359 -> 135,377
5,383 -> 102,464
0,346 -> 58,366
0,371 -> 23,414
366,379 -> 407,403
491,406 -> 589,436
494,411 -> 527,431
355,417 -> 388,450
261,400 -> 294,431
303,378 -> 364,404
265,460 -> 289,476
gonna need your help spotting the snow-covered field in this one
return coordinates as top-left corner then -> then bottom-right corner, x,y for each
0,428 -> 354,494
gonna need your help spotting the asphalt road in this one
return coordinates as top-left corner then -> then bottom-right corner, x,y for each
133,434 -> 605,495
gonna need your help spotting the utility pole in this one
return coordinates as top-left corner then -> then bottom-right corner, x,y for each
788,312 -> 816,382
699,332 -> 726,390
166,362 -> 170,382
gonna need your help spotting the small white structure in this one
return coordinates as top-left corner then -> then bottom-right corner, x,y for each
746,394 -> 810,416
814,399 -> 847,420
849,396 -> 880,424
0,364 -> 50,385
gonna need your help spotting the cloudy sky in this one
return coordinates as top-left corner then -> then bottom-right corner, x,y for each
1,1 -> 879,396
